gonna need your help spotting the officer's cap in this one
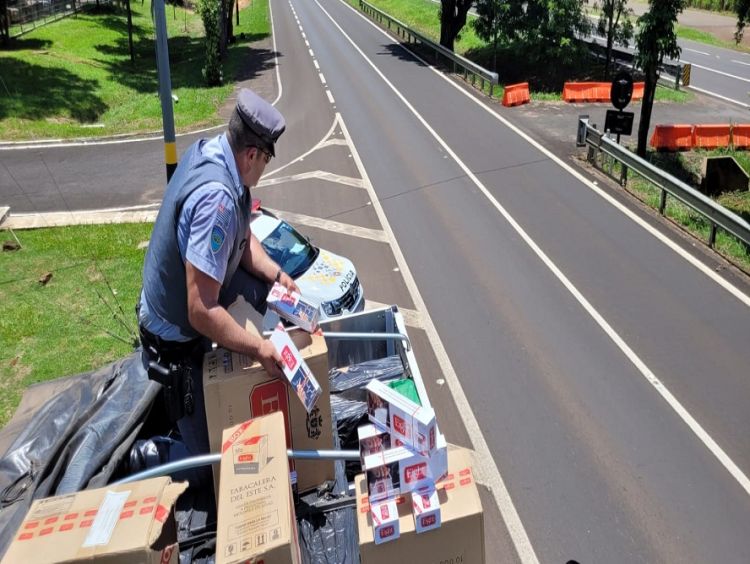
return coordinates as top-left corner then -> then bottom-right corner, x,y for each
236,88 -> 285,157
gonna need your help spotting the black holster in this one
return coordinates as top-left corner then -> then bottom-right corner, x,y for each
139,326 -> 200,424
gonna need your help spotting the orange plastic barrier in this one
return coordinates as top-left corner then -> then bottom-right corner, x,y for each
563,82 -> 610,103
502,82 -> 530,107
733,124 -> 750,149
693,124 -> 731,149
650,124 -> 694,150
632,82 -> 645,101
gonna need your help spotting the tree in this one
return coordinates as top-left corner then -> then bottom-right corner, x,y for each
439,0 -> 474,51
1,0 -> 10,49
197,0 -> 223,85
472,0 -> 505,72
634,0 -> 685,157
595,0 -> 634,79
736,0 -> 749,43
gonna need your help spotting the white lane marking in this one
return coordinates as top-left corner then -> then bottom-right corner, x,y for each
366,299 -> 423,328
309,48 -> 314,57
6,207 -> 160,228
313,59 -> 320,70
298,24 -> 303,31
731,59 -> 750,67
683,60 -> 750,83
268,0 -> 283,106
685,47 -> 711,56
266,208 -> 388,243
687,84 -> 750,108
258,170 -> 365,189
305,39 -> 310,47
331,0 -> 750,502
315,5 -> 539,564
266,116 -> 340,178
326,89 -> 336,104
319,72 -> 327,85
302,32 -> 306,39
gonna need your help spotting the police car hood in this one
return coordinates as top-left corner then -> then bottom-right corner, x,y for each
296,250 -> 357,304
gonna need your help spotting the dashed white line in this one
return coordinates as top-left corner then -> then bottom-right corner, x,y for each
685,47 -> 711,56
305,39 -> 310,47
302,32 -> 306,39
731,59 -> 750,67
326,89 -> 336,104
313,59 -> 320,70
309,48 -> 314,57
298,24 -> 303,31
319,72 -> 327,85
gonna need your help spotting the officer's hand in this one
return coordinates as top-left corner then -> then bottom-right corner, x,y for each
278,271 -> 300,294
257,339 -> 284,380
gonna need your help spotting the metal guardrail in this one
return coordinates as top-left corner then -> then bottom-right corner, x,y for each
580,117 -> 750,249
357,0 -> 499,96
584,38 -> 684,90
8,0 -> 107,38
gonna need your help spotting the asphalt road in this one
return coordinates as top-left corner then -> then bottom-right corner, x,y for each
285,0 -> 750,562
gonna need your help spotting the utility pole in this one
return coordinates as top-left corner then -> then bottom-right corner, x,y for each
154,0 -> 177,181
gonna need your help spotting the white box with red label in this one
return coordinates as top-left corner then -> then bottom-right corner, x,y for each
365,380 -> 437,457
267,282 -> 320,333
370,497 -> 400,545
358,424 -> 391,467
232,434 -> 268,474
411,485 -> 441,534
270,325 -> 322,413
363,436 -> 448,495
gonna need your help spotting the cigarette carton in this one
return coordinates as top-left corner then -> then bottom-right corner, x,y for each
266,282 -> 320,333
365,379 -> 437,456
370,497 -> 400,545
270,325 -> 322,413
232,434 -> 269,474
411,485 -> 441,534
365,460 -> 401,502
398,432 -> 449,493
358,424 -> 391,466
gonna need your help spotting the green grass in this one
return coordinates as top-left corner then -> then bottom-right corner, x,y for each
676,25 -> 750,53
592,149 -> 750,272
0,0 -> 271,140
654,85 -> 692,103
0,223 -> 153,426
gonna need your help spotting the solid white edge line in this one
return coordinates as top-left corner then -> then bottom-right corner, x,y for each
683,60 -> 750,83
269,0 -> 283,106
687,84 -> 750,109
339,0 -> 750,310
684,48 -> 711,56
311,4 -> 539,563
731,59 -> 750,67
327,0 -> 750,515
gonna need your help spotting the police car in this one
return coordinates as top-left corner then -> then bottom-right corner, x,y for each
250,203 -> 365,321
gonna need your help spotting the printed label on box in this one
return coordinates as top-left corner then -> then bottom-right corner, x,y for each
82,490 -> 131,548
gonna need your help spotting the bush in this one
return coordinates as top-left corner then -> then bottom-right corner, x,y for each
196,0 -> 222,86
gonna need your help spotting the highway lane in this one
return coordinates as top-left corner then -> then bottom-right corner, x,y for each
290,0 -> 750,562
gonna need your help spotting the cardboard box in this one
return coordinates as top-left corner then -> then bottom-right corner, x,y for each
267,282 -> 320,332
370,497 -> 400,545
411,485 -> 441,534
356,446 -> 485,564
366,379 -> 437,456
216,413 -> 300,564
366,460 -> 401,502
203,331 -> 334,495
2,478 -> 186,564
269,325 -> 322,413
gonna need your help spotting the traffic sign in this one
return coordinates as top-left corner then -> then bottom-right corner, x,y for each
611,71 -> 634,111
605,110 -> 634,136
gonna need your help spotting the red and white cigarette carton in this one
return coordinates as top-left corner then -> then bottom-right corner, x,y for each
269,324 -> 322,413
267,282 -> 320,333
398,432 -> 448,493
232,434 -> 269,474
358,424 -> 391,466
412,485 -> 441,534
370,497 -> 400,545
365,379 -> 437,457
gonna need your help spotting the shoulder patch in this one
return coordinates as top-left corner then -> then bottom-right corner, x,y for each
210,224 -> 226,254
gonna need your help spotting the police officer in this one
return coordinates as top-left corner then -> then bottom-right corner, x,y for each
138,88 -> 299,457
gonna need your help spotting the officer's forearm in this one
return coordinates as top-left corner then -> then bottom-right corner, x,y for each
241,233 -> 279,283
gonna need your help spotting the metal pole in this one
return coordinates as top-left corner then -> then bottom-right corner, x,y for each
113,449 -> 360,485
154,0 -> 177,181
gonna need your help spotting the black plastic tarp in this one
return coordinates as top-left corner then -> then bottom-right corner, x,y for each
0,351 -> 159,558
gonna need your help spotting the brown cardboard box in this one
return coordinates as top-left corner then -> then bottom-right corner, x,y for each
216,412 -> 301,564
2,477 -> 186,564
356,445 -> 485,564
203,330 -> 334,494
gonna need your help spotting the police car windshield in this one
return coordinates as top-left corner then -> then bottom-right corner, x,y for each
261,221 -> 319,278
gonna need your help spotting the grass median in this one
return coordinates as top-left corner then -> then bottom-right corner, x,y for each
0,223 -> 151,427
0,0 -> 271,141
352,0 -> 691,103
